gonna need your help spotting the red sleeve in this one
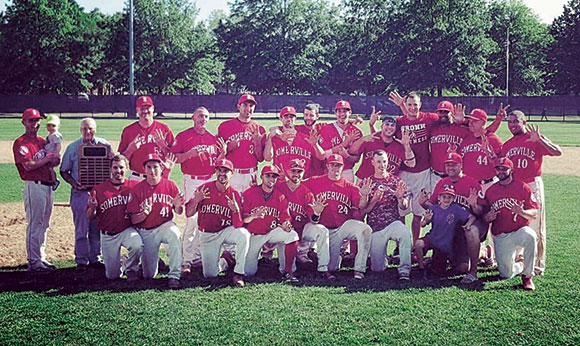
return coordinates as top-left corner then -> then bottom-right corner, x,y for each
170,132 -> 184,154
304,192 -> 315,219
489,133 -> 503,155
13,144 -> 33,164
351,184 -> 361,213
241,189 -> 252,216
430,180 -> 443,204
232,191 -> 243,228
523,184 -> 539,210
279,195 -> 291,223
126,186 -> 140,214
118,127 -> 130,153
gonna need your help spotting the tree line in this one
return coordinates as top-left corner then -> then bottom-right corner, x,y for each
0,0 -> 578,97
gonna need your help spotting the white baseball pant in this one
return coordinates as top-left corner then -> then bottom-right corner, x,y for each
200,226 -> 251,277
245,228 -> 299,276
527,176 -> 546,275
138,221 -> 182,280
101,227 -> 143,279
341,169 -> 355,183
327,219 -> 372,273
279,222 -> 330,273
181,175 -> 211,268
23,181 -> 53,270
230,171 -> 257,193
493,226 -> 537,279
399,169 -> 433,216
370,221 -> 412,276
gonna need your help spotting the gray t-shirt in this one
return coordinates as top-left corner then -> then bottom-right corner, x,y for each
45,132 -> 63,153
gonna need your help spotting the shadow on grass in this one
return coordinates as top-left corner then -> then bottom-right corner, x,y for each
0,258 -> 507,296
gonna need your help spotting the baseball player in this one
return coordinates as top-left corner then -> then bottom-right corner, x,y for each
429,101 -> 471,184
419,152 -> 485,283
459,108 -> 504,190
358,150 -> 412,281
295,103 -> 327,178
388,91 -> 439,246
502,110 -> 562,276
480,157 -> 538,291
87,154 -> 142,280
217,94 -> 266,192
118,96 -> 175,181
185,159 -> 250,287
126,153 -> 184,289
304,154 -> 372,279
349,114 -> 414,180
264,106 -> 323,177
171,106 -> 226,274
274,159 -> 334,279
60,118 -> 111,271
317,100 -> 363,182
242,165 -> 300,282
13,108 -> 60,273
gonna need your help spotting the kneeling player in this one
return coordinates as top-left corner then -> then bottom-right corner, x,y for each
87,154 -> 143,280
127,154 -> 184,289
242,165 -> 300,282
185,159 -> 250,286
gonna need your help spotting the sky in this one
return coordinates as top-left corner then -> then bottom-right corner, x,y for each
0,0 -> 571,24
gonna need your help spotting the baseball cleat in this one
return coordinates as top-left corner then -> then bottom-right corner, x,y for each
282,272 -> 299,284
75,264 -> 88,272
320,271 -> 336,280
41,261 -> 56,270
232,274 -> 245,287
353,271 -> 365,280
522,276 -> 535,291
168,278 -> 181,289
460,273 -> 479,284
181,264 -> 192,274
27,265 -> 53,274
399,273 -> 410,282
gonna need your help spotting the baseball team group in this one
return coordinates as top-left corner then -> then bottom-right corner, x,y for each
12,91 -> 562,290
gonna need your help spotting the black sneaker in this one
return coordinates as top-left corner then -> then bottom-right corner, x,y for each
282,272 -> 299,284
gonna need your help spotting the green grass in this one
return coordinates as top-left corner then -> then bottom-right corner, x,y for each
1,174 -> 579,345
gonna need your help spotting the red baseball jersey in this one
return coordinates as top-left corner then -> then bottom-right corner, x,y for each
91,179 -> 138,234
460,132 -> 503,181
271,128 -> 314,176
429,175 -> 481,211
304,175 -> 361,229
171,128 -> 218,176
482,179 -> 539,236
13,134 -> 52,181
318,122 -> 363,170
501,132 -> 551,183
242,186 -> 291,235
217,118 -> 266,169
275,181 -> 315,235
355,139 -> 405,179
429,123 -> 471,173
126,178 -> 180,229
296,123 -> 326,177
118,120 -> 175,174
396,112 -> 439,172
189,181 -> 243,233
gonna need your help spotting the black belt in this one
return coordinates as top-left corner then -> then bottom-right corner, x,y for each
34,180 -> 55,187
131,171 -> 147,178
479,177 -> 495,185
432,170 -> 448,178
101,231 -> 119,236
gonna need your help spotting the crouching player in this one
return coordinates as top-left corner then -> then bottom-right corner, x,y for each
304,154 -> 372,279
87,154 -> 143,280
185,159 -> 250,287
243,165 -> 300,282
415,185 -> 475,278
359,150 -> 412,282
127,154 -> 184,289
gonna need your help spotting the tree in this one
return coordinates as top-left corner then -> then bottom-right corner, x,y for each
215,0 -> 340,94
106,0 -> 222,94
548,0 -> 580,95
0,0 -> 104,94
487,0 -> 553,96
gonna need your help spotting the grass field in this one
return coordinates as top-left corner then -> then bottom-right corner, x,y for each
1,117 -> 579,345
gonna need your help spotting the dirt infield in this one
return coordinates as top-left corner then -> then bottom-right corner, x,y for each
0,140 -> 577,267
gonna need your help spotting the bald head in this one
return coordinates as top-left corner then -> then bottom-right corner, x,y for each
81,117 -> 96,142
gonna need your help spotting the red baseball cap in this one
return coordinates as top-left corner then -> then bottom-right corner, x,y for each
327,154 -> 344,165
238,94 -> 257,106
466,108 -> 488,122
279,106 -> 297,118
287,159 -> 306,171
143,153 -> 162,166
439,185 -> 456,197
136,96 -> 154,108
495,157 -> 514,170
261,165 -> 280,176
334,100 -> 351,111
444,152 -> 463,165
215,159 -> 234,172
437,101 -> 454,113
21,108 -> 44,120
